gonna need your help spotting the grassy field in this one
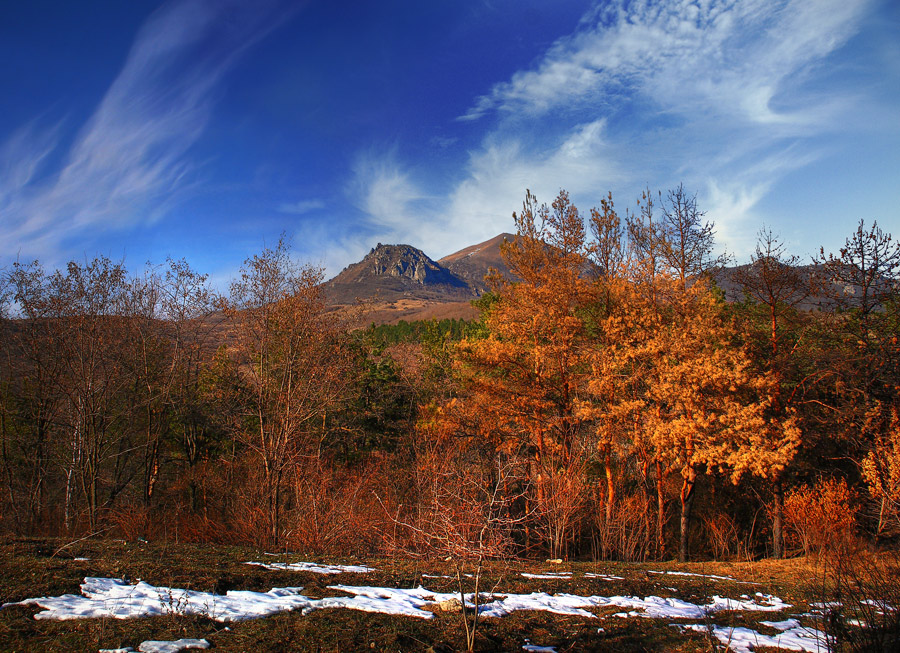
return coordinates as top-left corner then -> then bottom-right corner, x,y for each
0,537 -> 886,652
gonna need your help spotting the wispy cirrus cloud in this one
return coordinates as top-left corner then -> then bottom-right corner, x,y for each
462,0 -> 870,128
445,0 -> 878,262
1,0 -> 294,265
345,119 -> 623,263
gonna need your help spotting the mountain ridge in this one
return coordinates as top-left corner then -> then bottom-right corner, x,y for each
323,235 -> 512,324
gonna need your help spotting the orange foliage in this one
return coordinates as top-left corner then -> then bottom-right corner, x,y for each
784,478 -> 856,556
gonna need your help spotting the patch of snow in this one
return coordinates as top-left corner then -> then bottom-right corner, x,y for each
100,641 -> 209,653
521,572 -> 572,579
811,601 -> 842,610
680,622 -> 825,653
760,618 -> 802,630
648,570 -> 737,582
138,640 -> 210,653
6,578 -> 315,622
320,585 -> 444,618
74,557 -> 91,561
245,561 -> 375,574
584,573 -> 624,580
4,577 -> 791,626
522,644 -> 557,652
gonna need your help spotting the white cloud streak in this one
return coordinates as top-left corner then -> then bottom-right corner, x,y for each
0,0 -> 293,265
442,0 -> 877,263
463,0 -> 869,128
347,120 -> 625,263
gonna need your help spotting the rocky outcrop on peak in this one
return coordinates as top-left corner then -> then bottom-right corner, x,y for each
324,243 -> 471,305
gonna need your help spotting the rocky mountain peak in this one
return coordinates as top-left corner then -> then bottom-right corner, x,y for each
362,243 -> 452,285
325,242 -> 472,306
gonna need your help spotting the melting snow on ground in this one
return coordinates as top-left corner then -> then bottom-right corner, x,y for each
647,570 -> 753,582
4,577 -> 794,624
521,572 -> 572,579
584,573 -> 624,580
522,643 -> 557,652
680,618 -> 825,653
3,575 -> 838,652
244,561 -> 375,574
100,639 -> 209,653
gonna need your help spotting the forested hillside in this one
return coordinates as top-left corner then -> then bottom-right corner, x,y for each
1,187 -> 897,564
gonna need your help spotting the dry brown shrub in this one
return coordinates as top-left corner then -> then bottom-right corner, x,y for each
815,548 -> 900,652
590,490 -> 654,562
534,463 -> 588,560
169,512 -> 227,544
784,477 -> 857,557
108,506 -> 157,541
227,501 -> 271,547
703,512 -> 740,561
283,455 -> 395,557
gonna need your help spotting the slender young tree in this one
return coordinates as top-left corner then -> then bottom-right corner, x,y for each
225,236 -> 352,546
658,184 -> 729,290
732,229 -> 819,558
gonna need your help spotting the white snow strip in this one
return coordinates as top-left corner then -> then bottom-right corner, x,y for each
584,573 -> 624,580
860,598 -> 896,612
100,641 -> 209,653
760,618 -> 802,630
521,573 -> 572,579
7,578 -> 314,622
522,645 -> 557,652
4,578 -> 791,625
421,573 -> 473,578
680,623 -> 825,653
648,570 -> 737,582
811,601 -> 842,610
480,591 -> 789,620
245,561 -> 375,574
138,640 -> 210,653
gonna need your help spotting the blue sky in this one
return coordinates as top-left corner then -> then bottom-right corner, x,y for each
2,0 -> 899,285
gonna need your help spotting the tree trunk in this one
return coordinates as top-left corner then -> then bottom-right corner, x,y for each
655,459 -> 665,560
604,450 -> 615,526
679,467 -> 697,563
772,477 -> 784,559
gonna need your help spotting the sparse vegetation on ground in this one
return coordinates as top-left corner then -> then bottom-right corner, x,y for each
5,537 -> 894,652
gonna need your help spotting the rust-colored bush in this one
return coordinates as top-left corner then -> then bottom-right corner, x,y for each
703,512 -> 740,561
283,455 -> 398,557
590,489 -> 654,562
108,506 -> 157,541
784,477 -> 857,557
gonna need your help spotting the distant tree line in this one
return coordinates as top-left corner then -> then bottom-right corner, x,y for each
366,318 -> 471,348
0,188 -> 897,562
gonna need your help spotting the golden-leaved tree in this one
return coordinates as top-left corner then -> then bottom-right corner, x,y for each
446,190 -> 594,558
641,279 -> 800,561
732,229 -> 820,558
588,190 -> 800,561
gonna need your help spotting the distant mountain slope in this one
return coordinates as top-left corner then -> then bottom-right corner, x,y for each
324,243 -> 473,306
438,233 -> 516,294
323,235 -> 518,324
